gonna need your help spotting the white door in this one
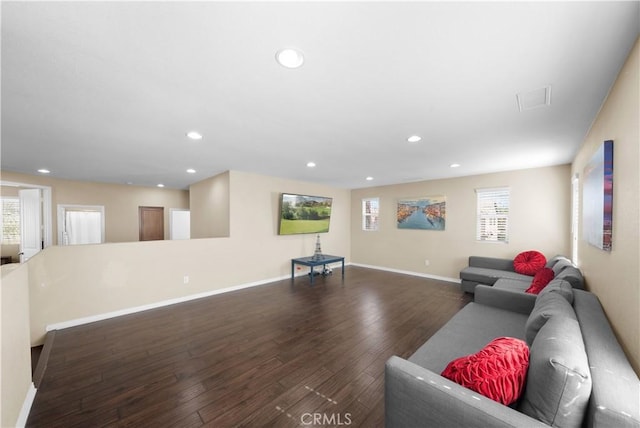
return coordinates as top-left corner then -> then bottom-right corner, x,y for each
170,209 -> 190,240
19,188 -> 42,262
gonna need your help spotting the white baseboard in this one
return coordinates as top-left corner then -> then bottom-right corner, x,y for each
350,262 -> 461,284
46,273 -> 293,332
45,262 -> 444,333
16,383 -> 36,428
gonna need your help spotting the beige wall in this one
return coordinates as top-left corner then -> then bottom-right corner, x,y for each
1,171 -> 189,244
351,165 -> 571,280
4,42 -> 638,425
189,171 -> 230,238
572,38 -> 639,373
1,263 -> 32,428
228,170 -> 350,259
27,171 -> 350,345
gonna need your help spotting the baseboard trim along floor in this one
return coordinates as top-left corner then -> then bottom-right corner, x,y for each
45,262 -> 458,335
349,262 -> 460,284
45,262 -> 348,333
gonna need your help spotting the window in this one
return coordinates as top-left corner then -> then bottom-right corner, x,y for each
1,197 -> 20,245
571,174 -> 579,264
476,187 -> 510,243
362,198 -> 379,231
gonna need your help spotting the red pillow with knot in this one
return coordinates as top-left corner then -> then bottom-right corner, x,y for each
526,268 -> 555,294
441,337 -> 529,405
513,251 -> 546,276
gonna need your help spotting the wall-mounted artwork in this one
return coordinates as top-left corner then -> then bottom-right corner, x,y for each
583,140 -> 613,251
278,193 -> 332,235
397,196 -> 446,230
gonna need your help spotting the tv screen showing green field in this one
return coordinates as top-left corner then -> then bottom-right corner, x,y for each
278,193 -> 332,235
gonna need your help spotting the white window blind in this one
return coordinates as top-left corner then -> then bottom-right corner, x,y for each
476,187 -> 510,243
362,198 -> 379,231
1,197 -> 20,245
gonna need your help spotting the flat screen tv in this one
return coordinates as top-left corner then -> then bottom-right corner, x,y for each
278,193 -> 333,235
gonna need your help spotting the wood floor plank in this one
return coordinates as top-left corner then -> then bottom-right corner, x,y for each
27,266 -> 470,427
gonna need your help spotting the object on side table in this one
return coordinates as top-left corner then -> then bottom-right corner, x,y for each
312,234 -> 324,261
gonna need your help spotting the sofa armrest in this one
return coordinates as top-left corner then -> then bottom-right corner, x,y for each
385,356 -> 546,428
468,256 -> 515,271
474,284 -> 536,315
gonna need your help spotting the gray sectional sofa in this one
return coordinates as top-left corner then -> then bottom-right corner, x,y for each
385,281 -> 640,428
459,254 -> 584,293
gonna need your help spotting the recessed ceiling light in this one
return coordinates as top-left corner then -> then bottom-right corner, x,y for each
276,48 -> 304,69
37,169 -> 50,174
450,163 -> 461,168
366,176 -> 374,181
186,131 -> 203,140
306,162 -> 316,168
407,135 -> 422,143
157,184 -> 165,188
186,168 -> 196,174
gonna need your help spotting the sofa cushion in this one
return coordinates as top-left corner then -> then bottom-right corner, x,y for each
525,268 -> 555,294
519,316 -> 592,428
555,266 -> 584,289
572,290 -> 640,427
513,251 -> 547,276
409,303 -> 528,373
441,337 -> 529,406
493,278 -> 531,292
525,291 -> 576,345
538,278 -> 574,304
544,255 -> 571,269
551,259 -> 573,275
460,267 -> 534,285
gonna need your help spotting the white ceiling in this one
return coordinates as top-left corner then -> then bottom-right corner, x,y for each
2,1 -> 638,190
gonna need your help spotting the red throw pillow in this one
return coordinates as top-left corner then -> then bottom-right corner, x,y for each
513,250 -> 547,276
441,337 -> 529,405
526,268 -> 555,294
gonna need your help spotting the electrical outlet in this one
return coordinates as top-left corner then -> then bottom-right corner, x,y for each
183,275 -> 189,284
424,259 -> 430,267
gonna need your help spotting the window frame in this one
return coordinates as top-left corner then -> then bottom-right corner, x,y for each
1,197 -> 21,245
475,187 -> 510,243
362,197 -> 380,231
571,174 -> 580,264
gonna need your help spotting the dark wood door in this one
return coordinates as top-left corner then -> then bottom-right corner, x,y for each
139,206 -> 164,241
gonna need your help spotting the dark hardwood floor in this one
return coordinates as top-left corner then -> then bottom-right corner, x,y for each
27,266 -> 471,428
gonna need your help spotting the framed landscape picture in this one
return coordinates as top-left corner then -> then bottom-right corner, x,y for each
397,196 -> 446,230
278,193 -> 333,235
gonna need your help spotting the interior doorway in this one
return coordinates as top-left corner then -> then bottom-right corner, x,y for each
0,180 -> 53,263
57,204 -> 105,245
19,188 -> 42,262
169,209 -> 190,240
139,206 -> 164,241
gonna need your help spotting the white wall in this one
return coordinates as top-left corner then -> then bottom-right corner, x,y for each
27,171 -> 351,345
1,264 -> 33,428
189,171 -> 230,238
571,38 -> 639,373
351,164 -> 571,280
1,171 -> 189,244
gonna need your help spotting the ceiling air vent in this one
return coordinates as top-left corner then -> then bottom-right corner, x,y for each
516,85 -> 551,112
